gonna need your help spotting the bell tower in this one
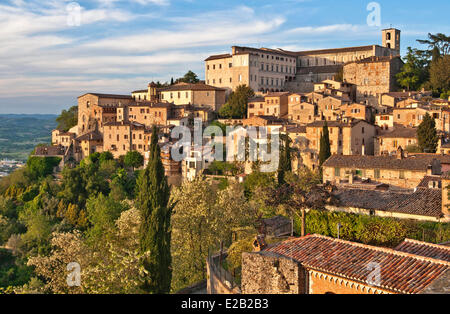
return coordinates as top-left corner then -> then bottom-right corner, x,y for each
382,28 -> 401,56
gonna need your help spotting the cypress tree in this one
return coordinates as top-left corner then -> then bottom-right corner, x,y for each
417,113 -> 439,153
319,121 -> 331,167
136,125 -> 172,293
277,134 -> 292,185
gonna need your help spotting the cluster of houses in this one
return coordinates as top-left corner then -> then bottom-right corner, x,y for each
34,26 -> 450,294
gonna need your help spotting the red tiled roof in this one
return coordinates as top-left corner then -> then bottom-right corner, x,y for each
264,234 -> 450,294
395,239 -> 450,262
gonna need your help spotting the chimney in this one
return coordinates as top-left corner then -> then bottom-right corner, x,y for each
427,165 -> 433,176
396,146 -> 404,160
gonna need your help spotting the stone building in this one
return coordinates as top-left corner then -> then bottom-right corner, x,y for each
159,82 -> 226,111
288,102 -> 316,124
247,96 -> 266,118
375,127 -> 418,155
205,29 -> 401,94
102,121 -> 149,159
339,103 -> 371,121
343,56 -> 404,106
393,105 -> 450,132
77,93 -> 134,136
52,129 -> 76,149
322,149 -> 450,189
241,234 -> 449,294
74,131 -> 103,161
305,119 -> 376,155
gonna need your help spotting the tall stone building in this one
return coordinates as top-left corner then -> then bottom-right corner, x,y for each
205,28 -> 401,94
343,55 -> 404,105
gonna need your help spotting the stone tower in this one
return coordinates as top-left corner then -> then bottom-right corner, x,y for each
382,28 -> 401,56
147,82 -> 158,102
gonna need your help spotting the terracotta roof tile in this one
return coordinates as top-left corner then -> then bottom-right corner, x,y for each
395,239 -> 450,262
333,187 -> 443,218
264,234 -> 450,294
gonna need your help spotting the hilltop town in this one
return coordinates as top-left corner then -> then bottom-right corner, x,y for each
2,28 -> 449,295
44,28 -> 450,224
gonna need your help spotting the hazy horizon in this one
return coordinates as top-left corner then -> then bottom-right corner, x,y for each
1,0 -> 449,114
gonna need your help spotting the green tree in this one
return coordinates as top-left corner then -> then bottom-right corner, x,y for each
396,47 -> 429,91
429,55 -> 450,98
176,70 -> 199,84
136,126 -> 172,293
219,85 -> 255,119
417,113 -> 438,153
417,33 -> 450,56
318,121 -> 331,167
277,134 -> 292,185
85,194 -> 129,244
56,106 -> 78,132
124,151 -> 144,170
26,157 -> 61,181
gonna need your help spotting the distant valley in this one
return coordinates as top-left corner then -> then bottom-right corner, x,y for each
0,114 -> 58,162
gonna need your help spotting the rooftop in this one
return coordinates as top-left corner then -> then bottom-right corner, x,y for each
333,187 -> 443,218
77,93 -> 133,100
395,239 -> 450,262
323,154 -> 450,171
263,234 -> 449,294
34,145 -> 65,156
159,83 -> 225,92
377,127 -> 417,139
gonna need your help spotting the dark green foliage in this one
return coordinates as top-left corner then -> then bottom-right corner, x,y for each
85,193 -> 129,244
124,151 -> 144,170
0,249 -> 32,288
293,210 -> 450,247
417,33 -> 450,56
417,113 -> 438,153
396,47 -> 429,91
219,85 -> 255,119
207,161 -> 239,176
429,55 -> 450,97
56,106 -> 78,132
243,171 -> 276,198
136,126 -> 172,293
175,70 -> 199,84
318,121 -> 331,167
110,168 -> 136,200
26,157 -> 61,181
277,134 -> 292,185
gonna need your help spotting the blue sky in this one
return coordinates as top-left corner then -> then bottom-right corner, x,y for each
0,0 -> 449,114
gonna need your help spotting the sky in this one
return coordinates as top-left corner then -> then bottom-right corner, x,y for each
0,0 -> 449,114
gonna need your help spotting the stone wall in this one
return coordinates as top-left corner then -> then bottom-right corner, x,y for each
241,252 -> 305,294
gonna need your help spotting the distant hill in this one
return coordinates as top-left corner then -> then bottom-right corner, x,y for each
0,114 -> 58,161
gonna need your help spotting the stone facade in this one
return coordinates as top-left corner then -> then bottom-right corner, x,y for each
205,47 -> 297,94
205,30 -> 400,94
343,56 -> 404,106
241,252 -> 305,294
